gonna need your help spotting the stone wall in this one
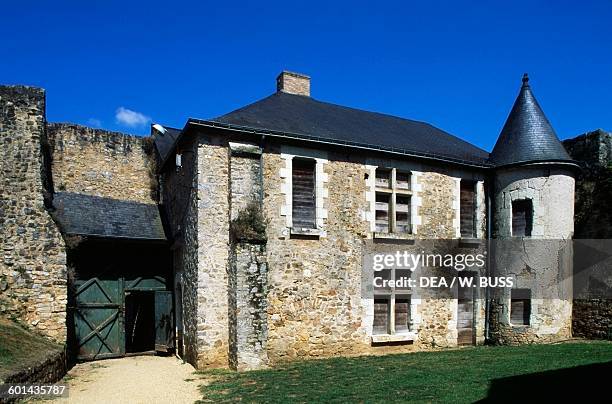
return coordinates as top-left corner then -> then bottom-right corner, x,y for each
0,86 -> 67,342
3,345 -> 67,384
229,243 -> 268,371
563,129 -> 612,238
161,135 -> 199,366
195,135 -> 231,368
261,142 -> 488,364
47,123 -> 156,203
182,128 -> 489,368
489,167 -> 575,344
564,129 -> 612,339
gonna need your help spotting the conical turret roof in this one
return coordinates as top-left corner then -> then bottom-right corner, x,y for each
489,74 -> 576,167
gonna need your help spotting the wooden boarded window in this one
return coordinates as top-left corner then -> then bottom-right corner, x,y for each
396,171 -> 411,190
394,297 -> 410,332
373,297 -> 390,334
375,168 -> 391,188
373,168 -> 412,234
375,193 -> 390,233
292,159 -> 316,229
395,195 -> 411,234
512,199 -> 533,237
460,180 -> 476,238
510,289 -> 531,325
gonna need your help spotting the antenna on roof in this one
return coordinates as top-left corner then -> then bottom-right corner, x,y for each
152,123 -> 166,135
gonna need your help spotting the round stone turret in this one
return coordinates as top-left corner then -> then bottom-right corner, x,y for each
488,75 -> 577,344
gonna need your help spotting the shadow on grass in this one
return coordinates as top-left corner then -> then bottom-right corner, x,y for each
481,360 -> 612,403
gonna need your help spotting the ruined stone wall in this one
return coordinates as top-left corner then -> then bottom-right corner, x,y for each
47,123 -> 156,203
0,86 -> 67,341
563,129 -> 612,238
563,129 -> 612,339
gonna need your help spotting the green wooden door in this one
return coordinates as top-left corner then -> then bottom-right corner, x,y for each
154,291 -> 174,352
73,277 -> 124,360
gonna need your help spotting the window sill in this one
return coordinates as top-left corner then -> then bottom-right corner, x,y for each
373,232 -> 414,240
290,227 -> 322,237
371,332 -> 417,343
459,238 -> 483,247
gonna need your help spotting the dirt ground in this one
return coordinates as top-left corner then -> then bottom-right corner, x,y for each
48,355 -> 203,404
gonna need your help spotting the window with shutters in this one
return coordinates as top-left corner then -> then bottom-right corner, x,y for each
510,289 -> 531,326
460,180 -> 476,238
292,158 -> 316,229
373,265 -> 412,335
512,199 -> 533,237
374,168 -> 412,234
373,294 -> 411,335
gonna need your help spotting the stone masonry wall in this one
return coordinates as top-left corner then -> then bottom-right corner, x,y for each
564,129 -> 612,339
47,123 -> 157,203
161,135 -> 199,366
261,142 -> 488,364
229,243 -> 268,371
489,167 -> 574,344
0,86 -> 67,341
195,135 -> 230,368
227,146 -> 269,370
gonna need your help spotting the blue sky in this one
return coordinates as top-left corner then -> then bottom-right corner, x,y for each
2,1 -> 610,151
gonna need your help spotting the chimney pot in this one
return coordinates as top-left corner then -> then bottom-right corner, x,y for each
276,71 -> 310,96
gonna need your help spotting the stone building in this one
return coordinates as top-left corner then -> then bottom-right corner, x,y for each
0,71 -> 596,371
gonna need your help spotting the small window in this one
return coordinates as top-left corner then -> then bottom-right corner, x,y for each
292,159 -> 316,229
512,199 -> 533,237
510,289 -> 531,326
373,297 -> 390,334
375,193 -> 390,233
460,180 -> 476,238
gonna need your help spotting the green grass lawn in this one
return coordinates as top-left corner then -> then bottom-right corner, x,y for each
198,342 -> 612,403
0,317 -> 63,382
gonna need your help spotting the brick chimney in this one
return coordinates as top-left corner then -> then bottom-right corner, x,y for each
276,71 -> 310,96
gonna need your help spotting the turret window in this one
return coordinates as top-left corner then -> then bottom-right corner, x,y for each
512,199 -> 533,237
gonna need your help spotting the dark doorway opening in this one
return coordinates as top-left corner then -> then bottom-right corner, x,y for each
125,291 -> 156,353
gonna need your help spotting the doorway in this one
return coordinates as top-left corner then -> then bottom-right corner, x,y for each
125,291 -> 156,353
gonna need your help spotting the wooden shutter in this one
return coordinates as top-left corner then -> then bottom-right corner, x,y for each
375,193 -> 390,233
395,195 -> 411,234
512,200 -> 533,237
460,181 -> 476,238
510,289 -> 531,325
373,298 -> 389,334
394,297 -> 410,332
292,159 -> 316,229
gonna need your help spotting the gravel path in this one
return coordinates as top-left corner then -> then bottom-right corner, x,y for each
52,355 -> 203,404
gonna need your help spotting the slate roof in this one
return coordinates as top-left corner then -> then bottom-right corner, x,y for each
209,91 -> 490,166
152,125 -> 181,164
52,192 -> 166,240
489,74 -> 575,167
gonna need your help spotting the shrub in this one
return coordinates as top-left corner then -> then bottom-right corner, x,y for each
230,201 -> 267,243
